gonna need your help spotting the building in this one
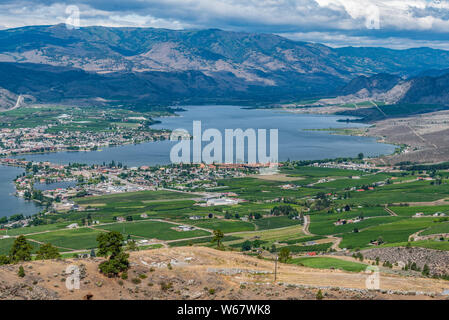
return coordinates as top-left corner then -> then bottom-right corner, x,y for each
177,225 -> 195,232
206,197 -> 239,206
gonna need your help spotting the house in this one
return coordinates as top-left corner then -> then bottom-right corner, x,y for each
433,212 -> 446,217
140,213 -> 148,218
67,223 -> 79,229
116,216 -> 126,222
189,215 -> 202,220
414,212 -> 424,217
177,225 -> 195,232
206,197 -> 239,206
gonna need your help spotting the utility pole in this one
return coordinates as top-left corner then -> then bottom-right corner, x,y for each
274,256 -> 278,282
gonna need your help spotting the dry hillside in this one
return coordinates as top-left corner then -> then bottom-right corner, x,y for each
0,247 -> 448,300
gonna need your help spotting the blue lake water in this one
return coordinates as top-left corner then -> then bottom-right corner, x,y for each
0,166 -> 42,218
11,105 -> 396,166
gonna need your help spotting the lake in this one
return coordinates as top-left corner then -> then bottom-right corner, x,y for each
11,105 -> 396,166
0,166 -> 42,218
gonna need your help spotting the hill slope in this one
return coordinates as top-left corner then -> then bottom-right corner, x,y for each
2,25 -> 449,106
0,247 -> 447,300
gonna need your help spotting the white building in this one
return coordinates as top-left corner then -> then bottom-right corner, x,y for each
206,198 -> 239,206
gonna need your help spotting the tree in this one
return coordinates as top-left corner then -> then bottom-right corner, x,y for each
422,264 -> 430,277
18,265 -> 25,278
377,236 -> 384,245
212,229 -> 224,248
358,153 -> 364,160
126,240 -> 139,252
99,251 -> 129,277
97,232 -> 124,258
35,243 -> 61,260
0,255 -> 10,265
316,289 -> 324,300
9,235 -> 33,263
96,231 -> 129,277
241,240 -> 252,251
278,248 -> 291,263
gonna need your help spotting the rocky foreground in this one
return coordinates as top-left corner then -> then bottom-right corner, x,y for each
361,247 -> 449,276
0,247 -> 448,300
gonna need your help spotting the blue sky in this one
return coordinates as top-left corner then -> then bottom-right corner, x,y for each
2,0 -> 449,49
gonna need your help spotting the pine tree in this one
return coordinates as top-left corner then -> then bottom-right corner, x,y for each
18,266 -> 25,278
9,235 -> 33,263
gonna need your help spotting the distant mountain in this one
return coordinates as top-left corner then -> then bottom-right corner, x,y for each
2,24 -> 449,107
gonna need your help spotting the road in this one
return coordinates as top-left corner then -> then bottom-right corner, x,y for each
303,215 -> 311,235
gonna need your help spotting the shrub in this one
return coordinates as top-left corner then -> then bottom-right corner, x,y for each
18,266 -> 25,278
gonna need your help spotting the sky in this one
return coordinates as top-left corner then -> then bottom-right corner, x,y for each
1,0 -> 449,49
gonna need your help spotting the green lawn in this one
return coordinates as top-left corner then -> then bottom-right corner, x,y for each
289,256 -> 368,272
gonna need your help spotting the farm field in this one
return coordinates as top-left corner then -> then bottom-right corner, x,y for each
340,218 -> 436,249
93,220 -> 210,240
75,190 -> 197,205
253,216 -> 303,230
4,165 -> 449,259
0,237 -> 40,255
392,205 -> 449,217
188,219 -> 255,233
26,228 -> 105,250
420,222 -> 449,236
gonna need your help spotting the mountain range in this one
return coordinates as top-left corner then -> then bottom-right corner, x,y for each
2,24 -> 449,109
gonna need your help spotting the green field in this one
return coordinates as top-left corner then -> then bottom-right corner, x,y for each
289,257 -> 368,272
75,190 -> 196,205
0,237 -> 40,255
340,218 -> 435,249
94,220 -> 210,240
188,219 -> 255,233
253,216 -> 303,230
279,243 -> 332,253
420,221 -> 449,236
26,228 -> 105,250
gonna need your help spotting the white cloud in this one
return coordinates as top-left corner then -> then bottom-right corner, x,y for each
1,0 -> 449,48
